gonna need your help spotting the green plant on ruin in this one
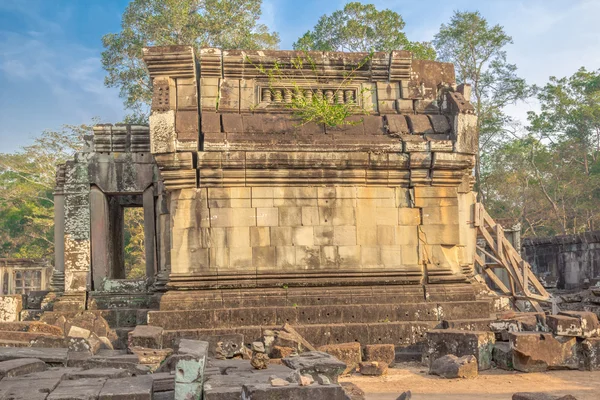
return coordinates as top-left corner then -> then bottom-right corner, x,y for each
248,51 -> 373,127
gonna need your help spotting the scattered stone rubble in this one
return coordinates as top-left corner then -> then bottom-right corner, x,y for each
423,309 -> 600,377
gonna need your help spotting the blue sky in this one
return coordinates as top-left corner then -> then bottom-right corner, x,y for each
1,0 -> 600,152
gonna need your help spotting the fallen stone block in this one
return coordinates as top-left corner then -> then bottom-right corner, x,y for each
30,336 -> 68,349
547,315 -> 582,337
48,377 -> 107,400
241,383 -> 348,400
270,345 -> 295,359
269,375 -> 290,386
98,375 -> 154,400
363,344 -> 395,367
429,354 -> 478,379
424,329 -> 495,370
175,339 -> 209,400
128,325 -> 163,349
558,311 -> 600,338
512,393 -> 579,400
0,358 -> 46,379
154,391 -> 175,400
130,346 -> 173,368
0,376 -> 63,400
150,372 -> 175,392
251,352 -> 269,370
0,347 -> 68,365
396,391 -> 412,400
66,350 -> 92,368
84,353 -> 151,374
359,361 -> 388,376
68,325 -> 91,339
340,382 -> 366,400
282,351 -> 346,383
66,367 -> 131,379
318,342 -> 362,374
492,342 -> 513,370
510,332 -> 578,372
580,337 -> 600,370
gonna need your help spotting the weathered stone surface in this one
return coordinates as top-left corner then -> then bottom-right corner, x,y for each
429,354 -> 478,379
269,375 -> 290,386
241,383 -> 348,400
509,332 -> 578,372
318,342 -> 361,375
66,367 -> 131,379
558,311 -> 600,338
547,315 -> 582,337
270,346 -> 295,359
424,329 -> 495,370
0,347 -> 68,365
98,375 -> 154,400
512,393 -> 579,400
251,352 -> 269,370
580,337 -> 600,370
492,342 -> 513,370
358,361 -> 388,376
0,358 -> 46,379
0,295 -> 23,322
363,344 -> 395,367
128,325 -> 163,349
282,351 -> 346,383
130,346 -> 173,367
48,377 -> 107,400
175,339 -> 208,400
340,382 -> 366,400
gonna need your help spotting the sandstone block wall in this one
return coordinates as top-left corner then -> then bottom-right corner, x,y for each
168,184 -> 474,288
523,231 -> 600,289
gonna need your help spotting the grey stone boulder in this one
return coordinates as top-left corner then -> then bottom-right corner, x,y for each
429,354 -> 478,379
282,351 -> 346,383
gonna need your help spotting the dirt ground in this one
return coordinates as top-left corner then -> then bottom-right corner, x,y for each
342,362 -> 600,400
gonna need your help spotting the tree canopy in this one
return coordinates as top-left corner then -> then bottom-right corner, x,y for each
102,0 -> 280,120
293,2 -> 435,60
433,11 -> 530,198
0,124 -> 88,258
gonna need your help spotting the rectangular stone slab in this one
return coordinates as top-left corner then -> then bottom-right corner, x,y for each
48,377 -> 107,400
0,347 -> 68,365
0,358 -> 47,379
98,375 -> 154,400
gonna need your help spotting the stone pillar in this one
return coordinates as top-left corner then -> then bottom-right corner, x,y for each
51,190 -> 65,291
153,187 -> 170,291
143,185 -> 157,283
90,186 -> 110,290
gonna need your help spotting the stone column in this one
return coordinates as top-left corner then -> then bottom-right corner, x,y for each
50,190 -> 65,291
90,186 -> 111,290
143,185 -> 157,283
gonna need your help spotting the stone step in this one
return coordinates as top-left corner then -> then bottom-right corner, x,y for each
147,300 -> 492,330
0,321 -> 63,336
161,320 -> 444,348
441,318 -> 495,331
41,308 -> 150,329
0,340 -> 31,348
20,309 -> 44,321
0,330 -> 61,343
156,284 -> 480,311
88,292 -> 160,310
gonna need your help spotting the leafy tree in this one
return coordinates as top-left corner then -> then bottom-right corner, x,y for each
0,124 -> 89,258
102,0 -> 280,120
293,2 -> 435,60
433,11 -> 530,199
525,68 -> 600,234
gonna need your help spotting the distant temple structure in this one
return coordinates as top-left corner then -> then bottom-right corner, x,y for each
50,46 -> 492,346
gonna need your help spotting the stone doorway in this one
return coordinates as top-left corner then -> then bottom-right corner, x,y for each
90,185 -> 157,291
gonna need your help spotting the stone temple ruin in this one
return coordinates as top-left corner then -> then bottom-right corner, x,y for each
0,46 -> 597,399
